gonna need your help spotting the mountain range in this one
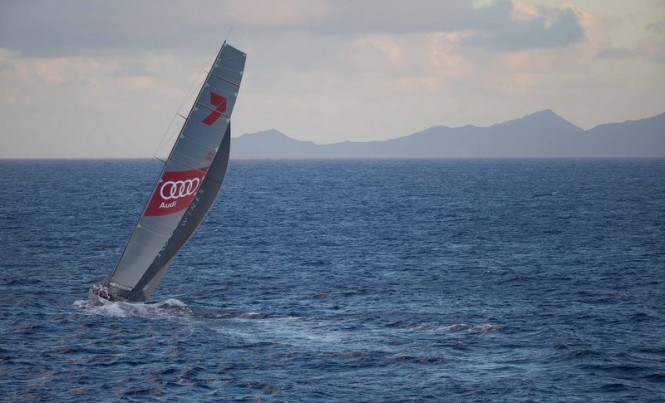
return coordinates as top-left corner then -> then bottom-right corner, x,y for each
231,110 -> 665,159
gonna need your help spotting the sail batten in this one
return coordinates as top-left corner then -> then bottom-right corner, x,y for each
208,73 -> 242,87
194,101 -> 232,116
99,42 -> 246,303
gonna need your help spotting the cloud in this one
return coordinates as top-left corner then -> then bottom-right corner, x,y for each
231,0 -> 585,53
222,0 -> 332,28
300,1 -> 513,35
648,20 -> 665,34
597,41 -> 665,63
0,0 -> 232,57
0,0 -> 586,58
597,20 -> 665,63
462,7 -> 585,50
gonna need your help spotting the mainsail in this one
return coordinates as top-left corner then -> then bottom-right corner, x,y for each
100,42 -> 246,303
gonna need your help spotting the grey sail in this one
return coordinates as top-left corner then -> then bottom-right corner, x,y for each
116,125 -> 232,302
101,42 -> 246,303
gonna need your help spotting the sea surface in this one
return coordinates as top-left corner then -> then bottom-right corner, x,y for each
1,159 -> 664,402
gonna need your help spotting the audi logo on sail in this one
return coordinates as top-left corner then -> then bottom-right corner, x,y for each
145,167 -> 208,216
160,178 -> 201,200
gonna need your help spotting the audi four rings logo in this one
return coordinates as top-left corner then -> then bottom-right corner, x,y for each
145,167 -> 208,216
159,178 -> 201,200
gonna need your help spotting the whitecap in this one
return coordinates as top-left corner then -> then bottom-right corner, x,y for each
389,320 -> 501,335
438,323 -> 502,335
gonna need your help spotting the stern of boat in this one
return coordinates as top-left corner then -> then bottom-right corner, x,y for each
88,283 -> 114,305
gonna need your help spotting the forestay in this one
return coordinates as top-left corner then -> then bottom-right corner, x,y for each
104,43 -> 246,302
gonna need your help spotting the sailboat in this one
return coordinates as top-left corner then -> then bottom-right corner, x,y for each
89,42 -> 246,304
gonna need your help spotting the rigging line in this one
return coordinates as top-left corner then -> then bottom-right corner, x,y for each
153,68 -> 205,160
153,49 -> 218,160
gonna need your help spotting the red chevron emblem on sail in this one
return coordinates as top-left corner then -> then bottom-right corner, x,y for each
202,92 -> 227,126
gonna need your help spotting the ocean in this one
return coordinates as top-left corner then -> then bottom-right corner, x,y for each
1,159 -> 664,401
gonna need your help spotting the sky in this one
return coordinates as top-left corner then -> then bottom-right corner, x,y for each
0,0 -> 664,158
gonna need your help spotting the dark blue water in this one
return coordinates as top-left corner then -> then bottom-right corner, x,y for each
1,159 -> 664,401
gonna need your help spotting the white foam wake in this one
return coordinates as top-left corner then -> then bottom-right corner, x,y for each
73,298 -> 193,318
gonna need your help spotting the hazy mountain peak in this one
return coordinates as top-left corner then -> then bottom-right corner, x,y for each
528,108 -> 559,118
237,129 -> 289,140
231,111 -> 664,159
494,109 -> 582,132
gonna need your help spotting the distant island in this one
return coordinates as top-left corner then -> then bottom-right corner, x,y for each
231,110 -> 665,159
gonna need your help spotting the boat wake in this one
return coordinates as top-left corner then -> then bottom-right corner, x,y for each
202,311 -> 297,320
390,321 -> 502,335
73,298 -> 193,318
